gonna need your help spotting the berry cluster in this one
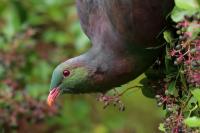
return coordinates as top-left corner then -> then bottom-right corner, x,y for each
171,15 -> 200,87
155,94 -> 178,112
0,88 -> 58,130
163,112 -> 200,133
164,112 -> 185,133
96,91 -> 126,112
159,15 -> 200,133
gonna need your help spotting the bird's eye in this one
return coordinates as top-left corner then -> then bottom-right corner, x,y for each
63,70 -> 70,77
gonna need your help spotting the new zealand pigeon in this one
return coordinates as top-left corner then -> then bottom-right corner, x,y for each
47,0 -> 174,106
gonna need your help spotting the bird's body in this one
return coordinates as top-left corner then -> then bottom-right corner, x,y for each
47,0 -> 174,106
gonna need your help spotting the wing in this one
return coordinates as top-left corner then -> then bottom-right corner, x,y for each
103,0 -> 174,46
76,0 -> 173,48
76,0 -> 120,48
76,0 -> 104,40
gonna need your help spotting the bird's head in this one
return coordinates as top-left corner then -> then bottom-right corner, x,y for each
47,60 -> 90,106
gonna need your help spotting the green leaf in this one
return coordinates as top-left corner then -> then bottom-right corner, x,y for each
187,22 -> 200,40
175,0 -> 200,10
191,89 -> 200,103
184,117 -> 200,127
12,0 -> 28,23
168,81 -> 176,95
158,123 -> 166,132
163,30 -> 173,45
140,78 -> 156,98
171,7 -> 198,22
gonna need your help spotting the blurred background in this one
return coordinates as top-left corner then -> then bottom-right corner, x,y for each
0,0 -> 164,133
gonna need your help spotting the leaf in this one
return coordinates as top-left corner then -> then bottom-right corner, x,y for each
184,117 -> 200,127
163,31 -> 174,47
158,123 -> 166,132
171,7 -> 198,22
140,78 -> 156,98
175,0 -> 200,10
187,22 -> 200,40
191,89 -> 200,103
168,81 -> 176,95
12,0 -> 28,23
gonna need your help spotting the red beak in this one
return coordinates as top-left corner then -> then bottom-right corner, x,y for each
47,88 -> 61,107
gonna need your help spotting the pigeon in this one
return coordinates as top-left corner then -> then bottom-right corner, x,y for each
47,0 -> 174,106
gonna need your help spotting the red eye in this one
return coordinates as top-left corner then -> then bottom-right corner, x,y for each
63,70 -> 70,77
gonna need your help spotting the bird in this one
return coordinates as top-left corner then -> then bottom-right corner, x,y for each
47,0 -> 174,106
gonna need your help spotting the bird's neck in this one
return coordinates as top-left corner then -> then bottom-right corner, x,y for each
75,42 -> 158,92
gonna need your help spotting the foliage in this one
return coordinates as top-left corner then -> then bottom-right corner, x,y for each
142,0 -> 200,132
0,0 -> 89,132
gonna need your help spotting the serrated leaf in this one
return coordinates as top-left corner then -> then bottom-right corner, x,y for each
191,89 -> 200,103
184,117 -> 200,127
175,0 -> 200,10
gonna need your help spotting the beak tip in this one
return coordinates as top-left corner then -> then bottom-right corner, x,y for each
47,97 -> 53,107
47,87 -> 60,107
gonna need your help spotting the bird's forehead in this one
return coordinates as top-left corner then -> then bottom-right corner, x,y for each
56,62 -> 70,70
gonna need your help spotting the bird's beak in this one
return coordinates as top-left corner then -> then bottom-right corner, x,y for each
47,87 -> 61,107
